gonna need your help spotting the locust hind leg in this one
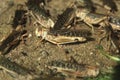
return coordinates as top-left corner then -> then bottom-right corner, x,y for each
98,36 -> 106,45
107,34 -> 120,53
97,26 -> 109,49
110,39 -> 119,53
84,22 -> 94,33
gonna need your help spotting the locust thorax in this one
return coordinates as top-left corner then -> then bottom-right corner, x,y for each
35,28 -> 48,39
75,7 -> 90,20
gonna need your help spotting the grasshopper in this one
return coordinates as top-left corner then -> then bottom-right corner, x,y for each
35,28 -> 87,45
46,60 -> 99,78
0,55 -> 31,75
53,7 -> 76,30
75,7 -> 109,33
75,7 -> 120,33
25,0 -> 54,29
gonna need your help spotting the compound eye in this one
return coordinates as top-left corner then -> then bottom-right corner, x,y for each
74,38 -> 79,42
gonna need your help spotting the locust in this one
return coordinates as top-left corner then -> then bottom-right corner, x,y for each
75,7 -> 108,33
75,7 -> 120,33
0,55 -> 31,75
53,7 -> 76,30
25,0 -> 54,29
0,25 -> 28,55
35,28 -> 89,45
46,60 -> 99,78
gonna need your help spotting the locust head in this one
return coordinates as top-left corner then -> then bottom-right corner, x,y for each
35,28 -> 48,39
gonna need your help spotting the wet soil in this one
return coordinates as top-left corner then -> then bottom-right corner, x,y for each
0,0 -> 120,80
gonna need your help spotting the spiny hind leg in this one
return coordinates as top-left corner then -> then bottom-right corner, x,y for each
85,22 -> 94,33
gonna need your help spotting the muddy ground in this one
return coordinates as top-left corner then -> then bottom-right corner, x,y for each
0,0 -> 120,80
